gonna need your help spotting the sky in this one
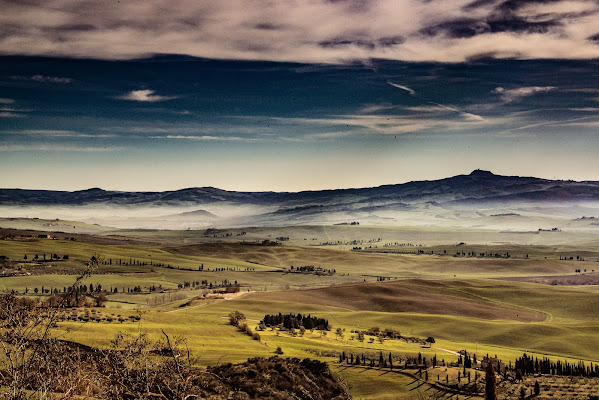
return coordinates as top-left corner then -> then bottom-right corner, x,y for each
1,0 -> 599,192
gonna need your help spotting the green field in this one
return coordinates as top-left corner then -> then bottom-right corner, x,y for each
2,221 -> 599,398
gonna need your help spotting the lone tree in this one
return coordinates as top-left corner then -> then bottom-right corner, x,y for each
485,361 -> 498,400
426,336 -> 435,347
534,380 -> 540,396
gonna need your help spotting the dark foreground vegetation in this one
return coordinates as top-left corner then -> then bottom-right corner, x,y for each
209,357 -> 349,400
0,330 -> 348,399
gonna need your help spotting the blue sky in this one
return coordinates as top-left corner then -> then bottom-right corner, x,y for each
1,0 -> 599,191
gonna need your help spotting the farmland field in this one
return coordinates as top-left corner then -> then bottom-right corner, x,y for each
2,219 -> 599,398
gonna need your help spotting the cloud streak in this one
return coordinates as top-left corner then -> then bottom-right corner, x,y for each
0,145 -> 122,152
4,129 -> 117,138
270,112 -> 496,136
388,82 -> 416,96
0,112 -> 24,118
12,75 -> 73,83
156,135 -> 261,142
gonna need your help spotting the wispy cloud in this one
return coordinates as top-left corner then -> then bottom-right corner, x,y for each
12,75 -> 73,83
419,102 -> 485,121
0,112 -> 24,118
0,145 -> 122,152
362,101 -> 484,122
562,88 -> 599,94
270,113 -> 495,136
569,107 -> 599,112
508,116 -> 595,131
388,82 -> 416,96
359,103 -> 398,114
403,105 -> 448,112
107,122 -> 270,136
0,106 -> 32,113
5,129 -> 117,138
157,135 -> 258,141
493,86 -> 557,103
117,90 -> 178,102
0,99 -> 31,117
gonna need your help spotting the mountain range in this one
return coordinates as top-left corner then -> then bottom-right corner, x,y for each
2,170 -> 598,230
1,170 -> 598,207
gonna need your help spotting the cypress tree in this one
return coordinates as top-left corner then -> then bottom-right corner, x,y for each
485,361 -> 498,400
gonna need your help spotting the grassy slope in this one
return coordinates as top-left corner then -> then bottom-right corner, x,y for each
3,223 -> 599,398
163,242 -> 589,278
247,279 -> 546,322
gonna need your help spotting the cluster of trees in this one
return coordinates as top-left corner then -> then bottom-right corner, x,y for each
15,292 -> 99,309
101,258 -> 153,266
205,231 -> 235,238
261,313 -> 330,331
21,253 -> 69,261
24,287 -> 107,308
321,238 -> 380,246
514,353 -> 599,377
63,310 -> 137,324
562,255 -> 586,261
198,264 -> 250,272
339,351 -> 444,370
364,326 -> 401,339
289,266 -> 336,275
179,279 -> 238,290
26,283 -> 103,295
458,350 -> 476,369
452,251 -> 511,258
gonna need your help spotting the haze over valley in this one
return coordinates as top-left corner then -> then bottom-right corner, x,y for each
3,170 -> 599,232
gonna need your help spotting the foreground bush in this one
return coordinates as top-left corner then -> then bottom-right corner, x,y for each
210,356 -> 350,400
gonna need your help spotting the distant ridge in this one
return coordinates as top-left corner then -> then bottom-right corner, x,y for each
0,170 -> 598,206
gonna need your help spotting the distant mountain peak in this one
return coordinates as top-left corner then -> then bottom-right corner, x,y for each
77,187 -> 105,192
469,169 -> 496,178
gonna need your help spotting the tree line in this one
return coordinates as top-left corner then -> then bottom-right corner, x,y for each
514,353 -> 599,378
